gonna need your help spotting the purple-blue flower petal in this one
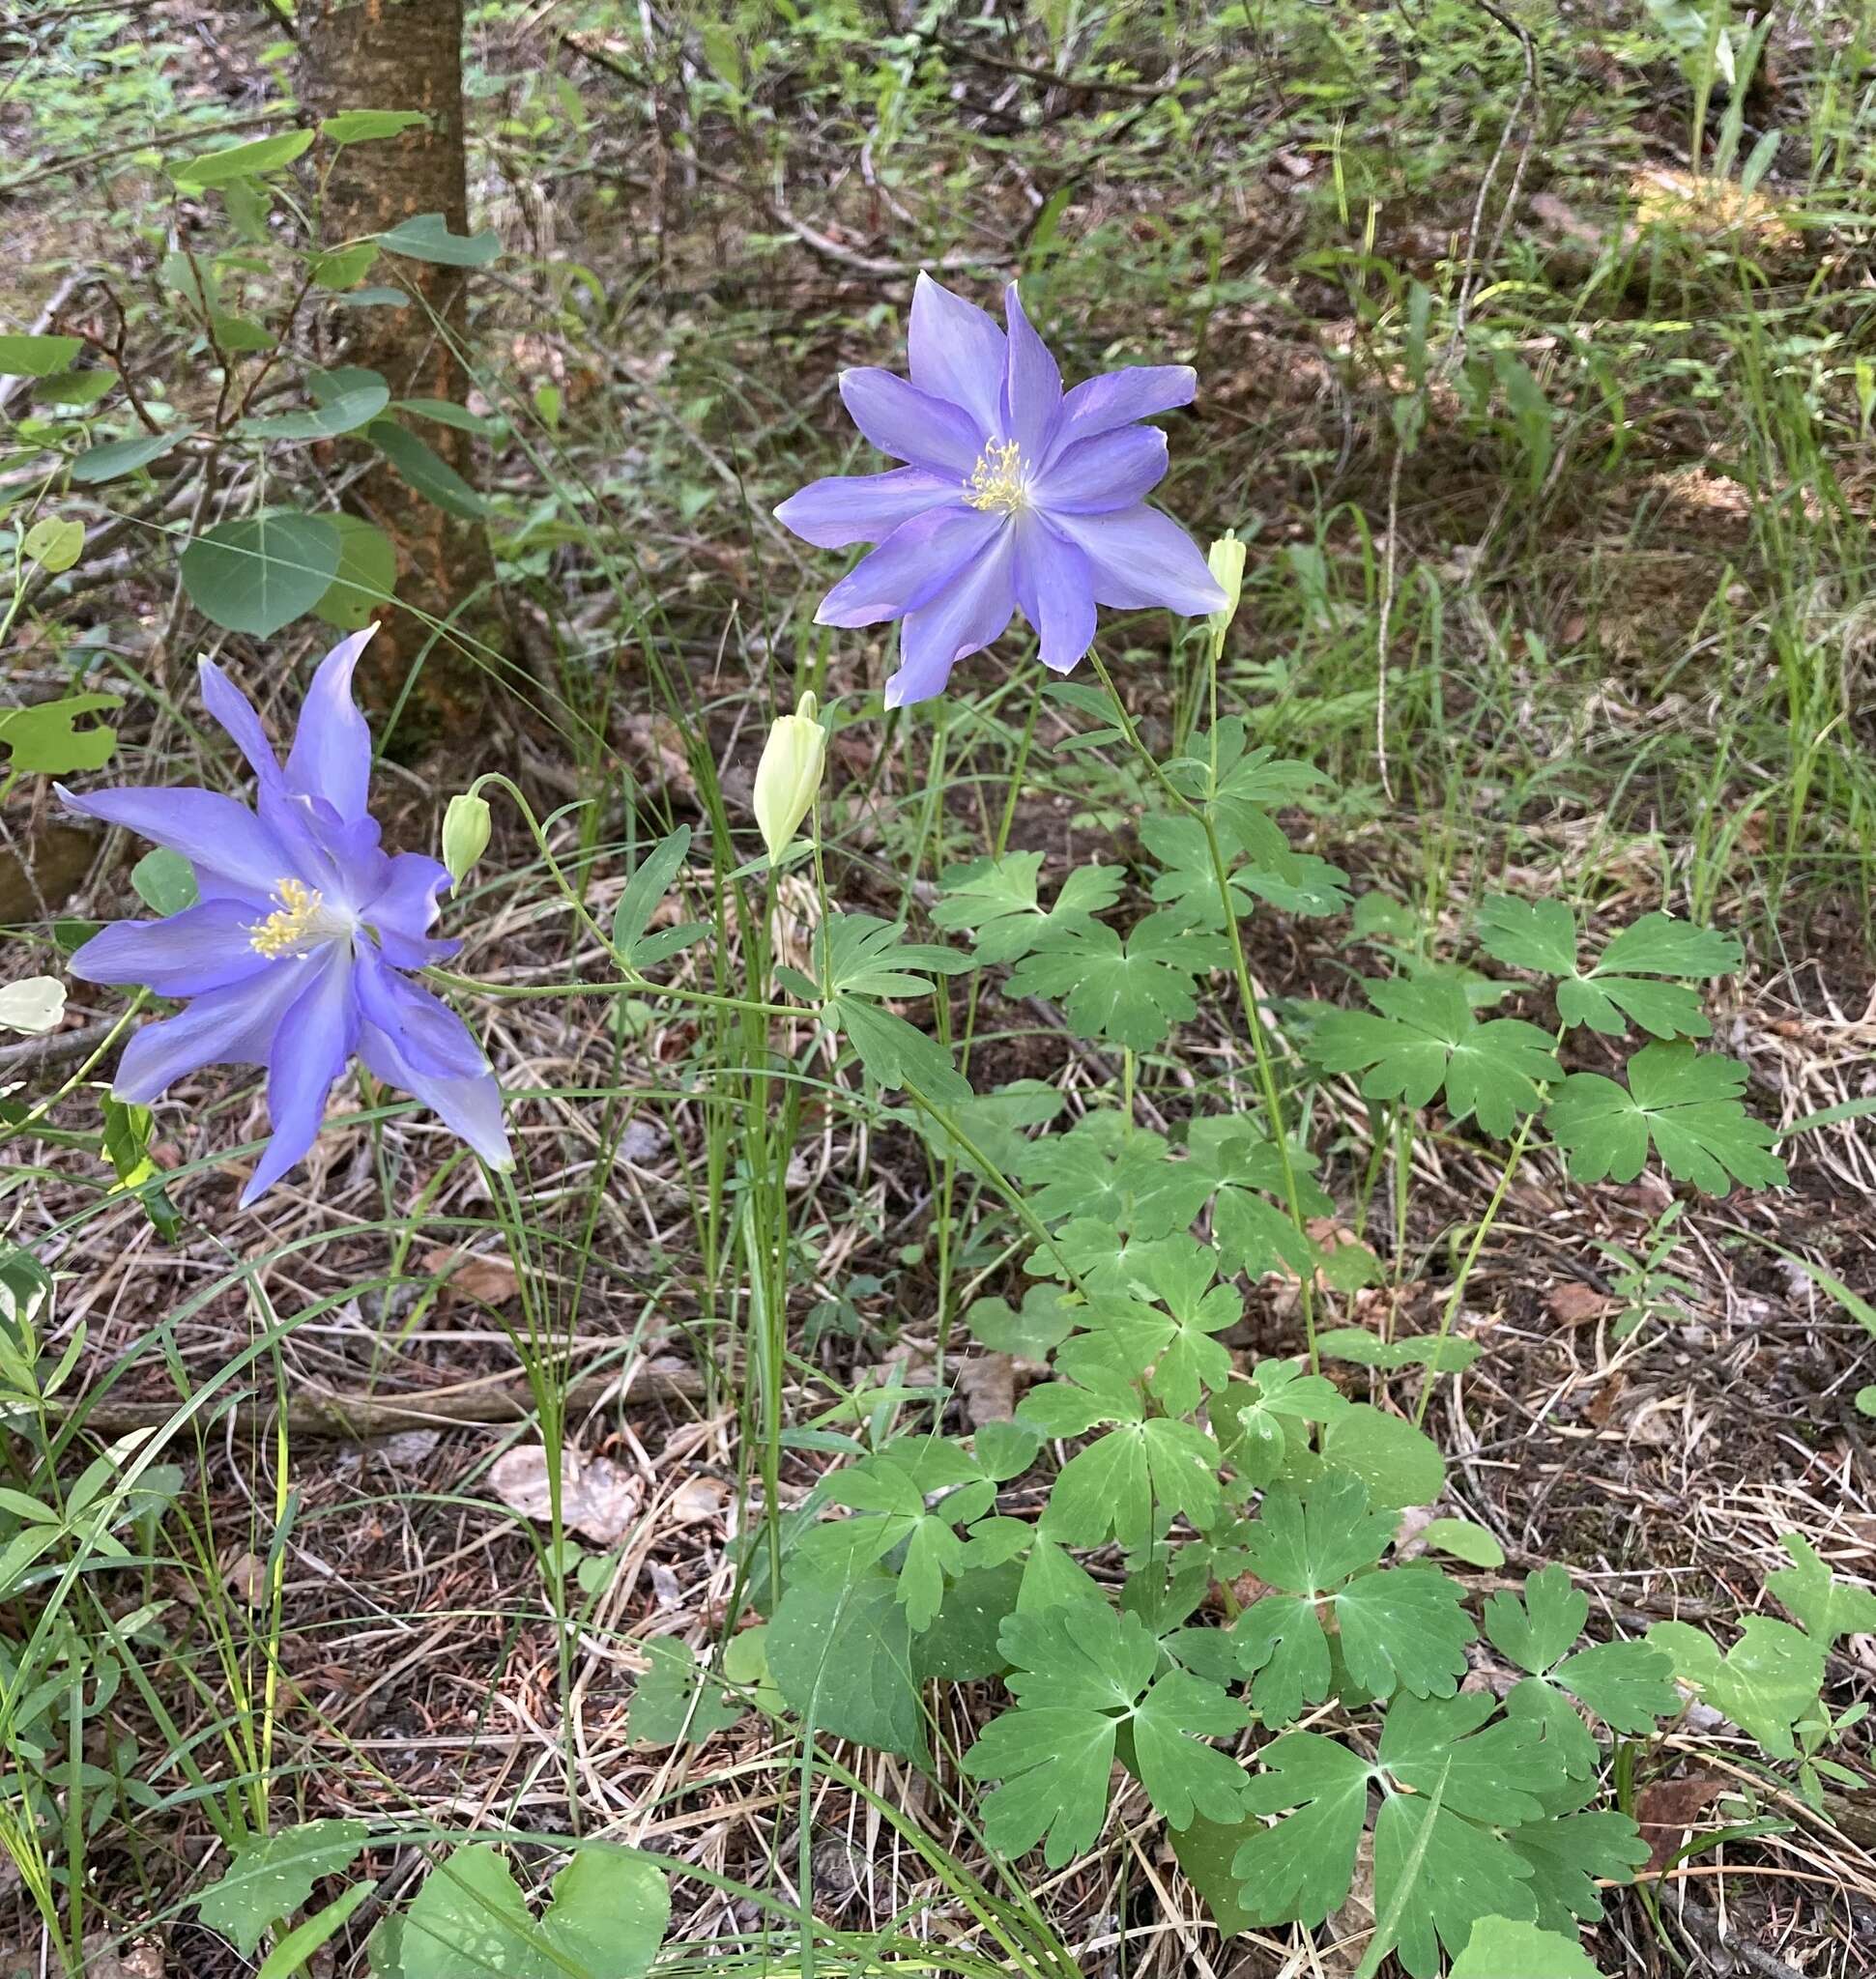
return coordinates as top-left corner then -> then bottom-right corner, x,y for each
814,504 -> 997,628
361,852 -> 461,968
70,900 -> 273,999
1013,521 -> 1098,674
1001,285 -> 1061,459
839,368 -> 985,476
198,660 -> 284,789
1037,426 -> 1169,514
284,628 -> 377,822
1050,505 -> 1228,615
886,534 -> 1018,708
773,468 -> 959,549
57,784 -> 298,904
240,948 -> 360,1203
909,272 -> 1007,435
354,953 -> 510,1169
113,961 -> 311,1104
1045,365 -> 1197,460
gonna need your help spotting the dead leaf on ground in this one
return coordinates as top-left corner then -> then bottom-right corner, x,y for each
1637,1774 -> 1730,1872
489,1445 -> 643,1544
80,1936 -> 162,1979
956,1351 -> 1017,1425
419,1247 -> 520,1305
222,1550 -> 268,1605
668,1475 -> 728,1525
1546,1281 -> 1618,1327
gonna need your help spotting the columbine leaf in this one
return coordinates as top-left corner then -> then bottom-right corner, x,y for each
967,1282 -> 1078,1359
1374,1793 -> 1540,1979
1310,973 -> 1560,1136
1378,1692 -> 1565,1825
1476,897 -> 1577,977
1766,1533 -> 1876,1646
831,995 -> 969,1103
1314,1326 -> 1481,1373
1648,1616 -> 1823,1759
1545,1043 -> 1786,1192
802,1443 -> 994,1632
1549,1641 -> 1680,1734
1231,1733 -> 1371,1925
1133,1116 -> 1330,1277
932,852 -> 1123,964
1005,913 -> 1227,1051
1484,1563 -> 1588,1674
1508,1797 -> 1650,1931
627,1637 -> 744,1746
1239,1470 -> 1395,1594
1486,1566 -> 1677,1773
1141,812 -> 1349,922
1015,1109 -> 1176,1230
195,1820 -> 369,1959
1483,898 -> 1740,1041
1130,1233 -> 1241,1415
1336,1565 -> 1472,1706
820,912 -> 966,997
1130,1668 -> 1252,1829
1449,1916 -> 1603,1979
0,692 -> 121,774
961,1601 -> 1155,1867
1233,1474 -> 1469,1725
1210,1360 -> 1346,1489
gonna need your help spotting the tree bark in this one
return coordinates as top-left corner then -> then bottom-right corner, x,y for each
299,0 -> 498,741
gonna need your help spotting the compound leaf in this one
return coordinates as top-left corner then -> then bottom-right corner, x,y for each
1766,1534 -> 1876,1646
1449,1916 -> 1602,1979
932,852 -> 1122,964
1231,1733 -> 1371,1925
1311,974 -> 1559,1136
1006,913 -> 1227,1052
1545,1043 -> 1786,1192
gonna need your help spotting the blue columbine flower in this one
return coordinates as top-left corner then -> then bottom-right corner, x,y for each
59,629 -> 510,1205
775,272 -> 1228,708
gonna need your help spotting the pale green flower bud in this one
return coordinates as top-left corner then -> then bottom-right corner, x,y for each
753,691 -> 826,863
442,792 -> 493,885
1207,532 -> 1248,654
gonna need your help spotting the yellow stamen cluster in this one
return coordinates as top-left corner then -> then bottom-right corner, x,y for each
247,877 -> 326,958
963,439 -> 1031,515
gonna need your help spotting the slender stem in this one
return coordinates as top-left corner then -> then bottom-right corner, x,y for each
424,964 -> 798,1021
1412,1106 -> 1537,1428
902,1083 -> 1091,1302
1198,809 -> 1321,1367
1083,648 -> 1321,1366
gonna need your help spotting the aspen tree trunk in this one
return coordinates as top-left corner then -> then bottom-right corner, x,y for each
299,0 -> 499,740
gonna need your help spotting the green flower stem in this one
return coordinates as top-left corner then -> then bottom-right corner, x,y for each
424,963 -> 799,1022
1412,1104 -> 1537,1430
1084,649 -> 1321,1368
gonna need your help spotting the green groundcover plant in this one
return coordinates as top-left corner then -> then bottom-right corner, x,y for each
3,143 -> 1869,1979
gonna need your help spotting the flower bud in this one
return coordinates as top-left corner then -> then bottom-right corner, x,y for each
1207,532 -> 1247,654
442,792 -> 492,885
753,691 -> 827,863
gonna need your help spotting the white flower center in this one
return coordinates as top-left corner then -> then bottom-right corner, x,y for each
246,877 -> 356,958
963,439 -> 1032,515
